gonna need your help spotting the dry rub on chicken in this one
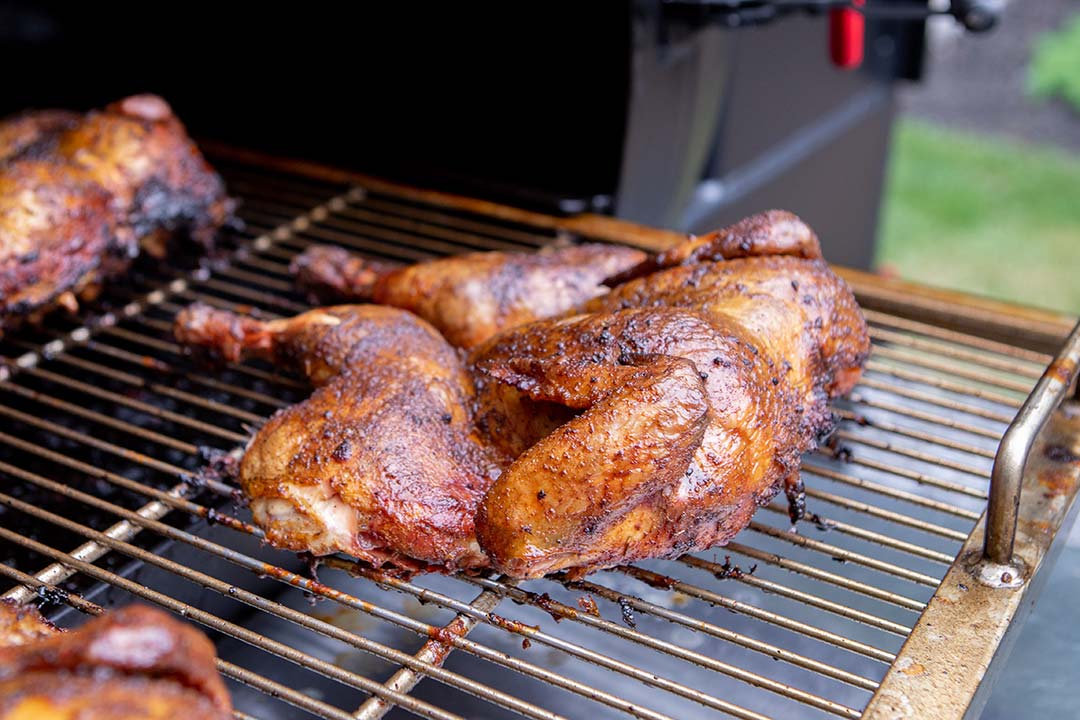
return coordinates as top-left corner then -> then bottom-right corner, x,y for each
176,210 -> 868,578
0,602 -> 232,720
0,94 -> 234,335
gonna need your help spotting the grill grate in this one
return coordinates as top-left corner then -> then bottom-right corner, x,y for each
0,158 -> 1059,719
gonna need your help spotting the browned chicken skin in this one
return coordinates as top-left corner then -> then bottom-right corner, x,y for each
0,94 -> 233,334
174,302 -> 500,571
0,603 -> 232,720
471,212 -> 870,578
290,242 -> 648,348
178,210 -> 867,579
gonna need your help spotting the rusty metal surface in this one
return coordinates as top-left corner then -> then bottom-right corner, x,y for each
864,404 -> 1080,719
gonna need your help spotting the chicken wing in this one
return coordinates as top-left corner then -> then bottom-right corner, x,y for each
0,95 -> 233,334
290,242 -> 647,348
174,303 -> 500,572
0,603 -> 232,720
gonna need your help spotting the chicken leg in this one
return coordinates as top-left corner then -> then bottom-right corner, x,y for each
174,303 -> 501,571
290,242 -> 647,349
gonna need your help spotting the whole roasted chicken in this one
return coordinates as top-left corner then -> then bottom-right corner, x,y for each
291,242 -> 647,348
177,211 -> 868,578
0,94 -> 233,335
0,602 -> 232,720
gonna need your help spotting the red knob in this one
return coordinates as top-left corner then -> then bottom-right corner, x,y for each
829,0 -> 865,69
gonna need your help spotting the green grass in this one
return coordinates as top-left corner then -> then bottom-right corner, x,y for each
1029,12 -> 1080,113
875,120 -> 1080,314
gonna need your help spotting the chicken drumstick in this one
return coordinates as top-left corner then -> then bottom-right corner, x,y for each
173,303 -> 500,572
290,242 -> 647,349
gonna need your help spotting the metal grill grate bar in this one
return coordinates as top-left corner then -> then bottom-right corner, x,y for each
861,309 -> 1050,365
802,463 -> 982,520
0,522 -> 466,720
759,504 -> 955,565
832,431 -> 989,478
815,449 -> 987,500
352,588 -> 506,720
869,341 -> 1039,390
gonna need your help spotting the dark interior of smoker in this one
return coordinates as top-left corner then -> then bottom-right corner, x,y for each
0,1 -> 925,267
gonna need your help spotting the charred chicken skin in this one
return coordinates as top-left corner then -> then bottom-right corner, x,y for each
0,94 -> 233,334
173,303 -> 500,572
177,210 -> 867,578
290,242 -> 648,349
0,603 -> 232,720
471,211 -> 870,577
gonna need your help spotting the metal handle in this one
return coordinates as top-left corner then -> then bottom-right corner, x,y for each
984,319 -> 1080,566
660,0 -> 1002,32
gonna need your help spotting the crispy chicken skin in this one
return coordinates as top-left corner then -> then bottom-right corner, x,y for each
290,242 -> 648,349
0,604 -> 231,720
471,212 -> 869,578
586,256 -> 870,417
0,94 -> 233,334
177,210 -> 867,579
173,302 -> 500,571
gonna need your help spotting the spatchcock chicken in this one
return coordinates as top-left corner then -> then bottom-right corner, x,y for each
174,303 -> 501,572
0,602 -> 232,720
0,94 -> 234,335
176,210 -> 869,579
290,242 -> 647,349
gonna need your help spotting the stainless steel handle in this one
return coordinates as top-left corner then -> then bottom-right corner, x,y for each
984,318 -> 1080,567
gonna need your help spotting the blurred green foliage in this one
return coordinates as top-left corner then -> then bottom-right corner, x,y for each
1029,12 -> 1080,113
876,120 -> 1080,314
